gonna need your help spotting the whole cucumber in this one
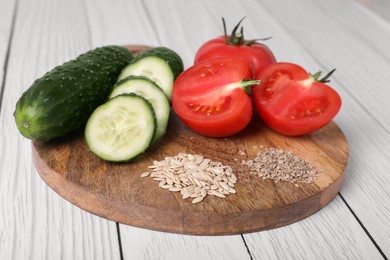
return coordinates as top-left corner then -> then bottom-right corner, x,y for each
14,46 -> 133,141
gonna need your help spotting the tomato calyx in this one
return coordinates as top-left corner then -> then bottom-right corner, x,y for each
222,17 -> 272,46
309,69 -> 336,83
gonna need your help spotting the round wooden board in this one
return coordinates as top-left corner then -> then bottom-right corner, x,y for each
32,45 -> 349,235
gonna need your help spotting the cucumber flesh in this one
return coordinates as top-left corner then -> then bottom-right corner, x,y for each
85,94 -> 156,162
110,76 -> 170,144
118,57 -> 174,100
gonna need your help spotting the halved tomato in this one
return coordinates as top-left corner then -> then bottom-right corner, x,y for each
172,57 -> 259,137
252,62 -> 342,136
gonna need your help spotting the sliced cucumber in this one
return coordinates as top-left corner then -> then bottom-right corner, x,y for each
110,76 -> 170,144
85,94 -> 156,162
117,47 -> 184,100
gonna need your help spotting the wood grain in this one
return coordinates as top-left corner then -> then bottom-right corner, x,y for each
0,0 -> 15,94
255,0 -> 390,255
244,196 -> 384,260
3,0 -> 390,258
119,225 -> 252,260
0,0 -> 121,259
31,44 -> 348,233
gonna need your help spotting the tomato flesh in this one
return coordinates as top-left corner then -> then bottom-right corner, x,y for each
172,57 -> 255,137
195,36 -> 276,77
252,63 -> 342,136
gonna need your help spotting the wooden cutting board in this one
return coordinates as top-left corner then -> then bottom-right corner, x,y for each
32,46 -> 348,235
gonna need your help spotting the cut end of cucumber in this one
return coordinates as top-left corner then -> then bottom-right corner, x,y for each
117,57 -> 174,100
85,94 -> 156,162
14,105 -> 35,139
14,101 -> 52,141
110,76 -> 170,144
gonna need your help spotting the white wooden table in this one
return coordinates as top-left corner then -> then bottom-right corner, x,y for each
1,0 -> 389,259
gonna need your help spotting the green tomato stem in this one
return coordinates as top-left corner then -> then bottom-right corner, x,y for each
240,79 -> 260,95
221,17 -> 272,46
244,37 -> 273,46
310,69 -> 336,83
222,17 -> 230,45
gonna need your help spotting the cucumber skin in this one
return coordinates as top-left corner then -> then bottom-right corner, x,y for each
14,46 -> 134,141
126,47 -> 184,80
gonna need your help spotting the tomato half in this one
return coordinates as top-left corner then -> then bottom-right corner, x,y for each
172,57 -> 259,137
252,62 -> 342,136
194,18 -> 276,77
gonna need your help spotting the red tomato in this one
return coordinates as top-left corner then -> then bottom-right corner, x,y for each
194,18 -> 276,77
172,57 -> 259,137
252,62 -> 342,136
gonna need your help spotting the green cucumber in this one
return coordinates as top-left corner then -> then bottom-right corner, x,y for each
110,76 -> 170,144
85,94 -> 156,162
117,47 -> 183,100
14,45 -> 133,141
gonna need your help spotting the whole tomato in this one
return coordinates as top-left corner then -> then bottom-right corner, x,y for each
172,57 -> 260,137
252,62 -> 342,136
194,18 -> 276,77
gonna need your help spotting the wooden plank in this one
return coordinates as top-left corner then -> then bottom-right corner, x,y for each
82,0 -> 250,257
131,0 -> 224,69
354,0 -> 390,22
119,225 -> 251,260
251,1 -> 390,255
1,0 -> 386,258
86,0 -> 379,258
190,0 -> 390,256
84,0 -> 159,48
244,197 -> 383,260
0,0 -> 120,259
134,0 -> 388,257
208,0 -> 390,257
259,0 -> 390,129
0,0 -> 15,94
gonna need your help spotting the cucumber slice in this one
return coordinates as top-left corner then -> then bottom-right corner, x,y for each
118,57 -> 173,100
117,47 -> 184,100
85,94 -> 156,162
110,76 -> 170,144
